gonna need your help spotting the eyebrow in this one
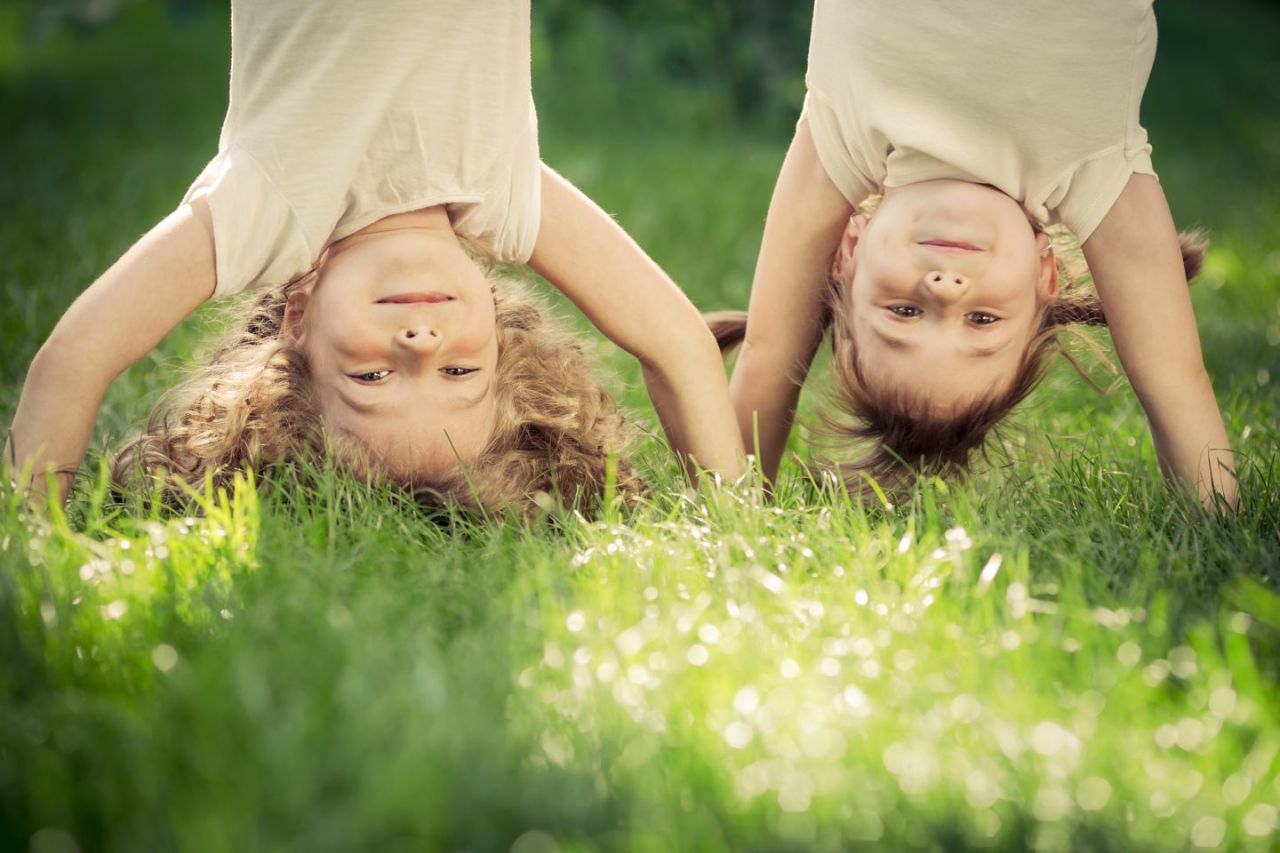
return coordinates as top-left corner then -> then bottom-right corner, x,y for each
872,327 -> 1012,359
330,373 -> 493,417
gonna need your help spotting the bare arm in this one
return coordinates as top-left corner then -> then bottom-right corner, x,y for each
729,117 -> 857,481
528,165 -> 744,480
5,199 -> 216,501
1082,174 -> 1237,509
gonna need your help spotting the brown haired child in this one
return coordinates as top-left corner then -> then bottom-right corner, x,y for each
716,0 -> 1235,508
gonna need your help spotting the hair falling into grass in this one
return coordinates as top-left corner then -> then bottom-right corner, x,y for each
112,263 -> 647,513
709,224 -> 1209,498
717,1 -> 1235,509
7,2 -> 743,516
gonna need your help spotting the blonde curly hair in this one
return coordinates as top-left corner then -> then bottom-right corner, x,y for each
113,263 -> 645,512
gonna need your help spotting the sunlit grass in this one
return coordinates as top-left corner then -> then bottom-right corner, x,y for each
2,2 -> 1279,851
517,480 -> 1279,849
3,467 -> 1278,849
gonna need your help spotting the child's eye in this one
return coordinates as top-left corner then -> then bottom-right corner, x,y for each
888,305 -> 922,318
440,367 -> 478,377
350,370 -> 390,383
967,312 -> 1000,326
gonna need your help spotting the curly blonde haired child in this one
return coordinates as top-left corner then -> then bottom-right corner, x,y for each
8,1 -> 743,510
716,0 -> 1235,508
112,268 -> 646,509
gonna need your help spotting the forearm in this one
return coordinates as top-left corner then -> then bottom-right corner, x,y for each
1083,175 -> 1236,510
1137,370 -> 1237,508
726,114 -> 855,484
729,340 -> 807,481
641,331 -> 745,481
6,349 -> 118,501
5,200 -> 215,501
530,165 -> 744,479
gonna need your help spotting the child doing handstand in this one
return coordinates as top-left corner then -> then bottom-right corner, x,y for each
7,1 -> 744,508
716,0 -> 1236,508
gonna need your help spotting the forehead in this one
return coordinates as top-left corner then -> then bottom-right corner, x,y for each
852,330 -> 1025,416
319,386 -> 498,481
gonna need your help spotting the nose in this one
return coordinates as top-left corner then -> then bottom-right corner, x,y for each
395,326 -> 440,354
921,269 -> 968,305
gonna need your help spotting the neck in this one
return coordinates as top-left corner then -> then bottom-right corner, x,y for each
337,205 -> 456,249
325,206 -> 470,279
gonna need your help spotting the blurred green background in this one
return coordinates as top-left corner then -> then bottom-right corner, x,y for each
2,2 -> 1279,851
2,0 -> 1279,431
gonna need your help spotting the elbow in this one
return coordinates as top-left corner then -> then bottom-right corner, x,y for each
682,323 -> 730,376
688,321 -> 728,365
28,338 -> 72,382
703,309 -> 748,353
29,332 -> 118,390
23,343 -> 77,399
638,316 -> 726,376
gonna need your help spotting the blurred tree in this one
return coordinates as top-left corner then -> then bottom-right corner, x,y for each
536,0 -> 813,134
10,0 -> 814,134
18,0 -> 208,47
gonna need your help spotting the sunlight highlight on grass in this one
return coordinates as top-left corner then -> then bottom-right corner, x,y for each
1,2 -> 1279,848
509,487 -> 1280,849
4,472 -> 260,694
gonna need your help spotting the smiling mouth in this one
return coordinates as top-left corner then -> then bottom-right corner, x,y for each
918,240 -> 983,252
377,292 -> 453,304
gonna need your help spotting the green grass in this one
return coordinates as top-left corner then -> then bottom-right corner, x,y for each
3,2 -> 1279,851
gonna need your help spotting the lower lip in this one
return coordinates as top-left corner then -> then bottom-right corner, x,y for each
918,240 -> 983,252
377,292 -> 452,304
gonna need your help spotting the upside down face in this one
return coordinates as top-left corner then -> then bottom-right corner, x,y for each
283,211 -> 499,483
832,180 -> 1059,414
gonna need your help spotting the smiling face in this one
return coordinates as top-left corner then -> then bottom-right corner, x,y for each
832,180 -> 1058,415
283,213 -> 499,483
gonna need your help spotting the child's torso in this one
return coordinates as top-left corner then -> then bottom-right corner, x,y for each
805,0 -> 1158,238
191,0 -> 541,297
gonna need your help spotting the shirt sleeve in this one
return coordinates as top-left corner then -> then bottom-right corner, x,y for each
183,145 -> 314,298
448,97 -> 543,264
1052,128 -> 1157,243
800,90 -> 877,207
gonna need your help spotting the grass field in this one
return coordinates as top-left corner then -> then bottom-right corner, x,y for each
2,2 -> 1279,850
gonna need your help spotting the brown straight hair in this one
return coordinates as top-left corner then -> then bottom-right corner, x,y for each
708,228 -> 1207,497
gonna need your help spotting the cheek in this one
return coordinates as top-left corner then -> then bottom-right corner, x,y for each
459,315 -> 499,355
862,247 -> 920,298
849,265 -> 888,311
985,263 -> 1041,307
309,268 -> 374,328
307,304 -> 382,359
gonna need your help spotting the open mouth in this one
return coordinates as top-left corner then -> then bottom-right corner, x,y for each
918,240 -> 983,252
377,292 -> 453,304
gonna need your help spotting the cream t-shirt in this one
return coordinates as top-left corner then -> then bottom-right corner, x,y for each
185,0 -> 542,298
803,0 -> 1158,242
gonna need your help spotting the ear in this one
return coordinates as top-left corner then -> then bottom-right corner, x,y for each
282,291 -> 309,346
831,214 -> 869,281
1035,232 -> 1059,301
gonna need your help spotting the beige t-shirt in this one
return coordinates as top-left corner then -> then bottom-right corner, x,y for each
185,1 -> 541,298
803,0 -> 1158,241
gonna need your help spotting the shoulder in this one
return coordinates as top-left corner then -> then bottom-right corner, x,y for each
185,147 -> 313,298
